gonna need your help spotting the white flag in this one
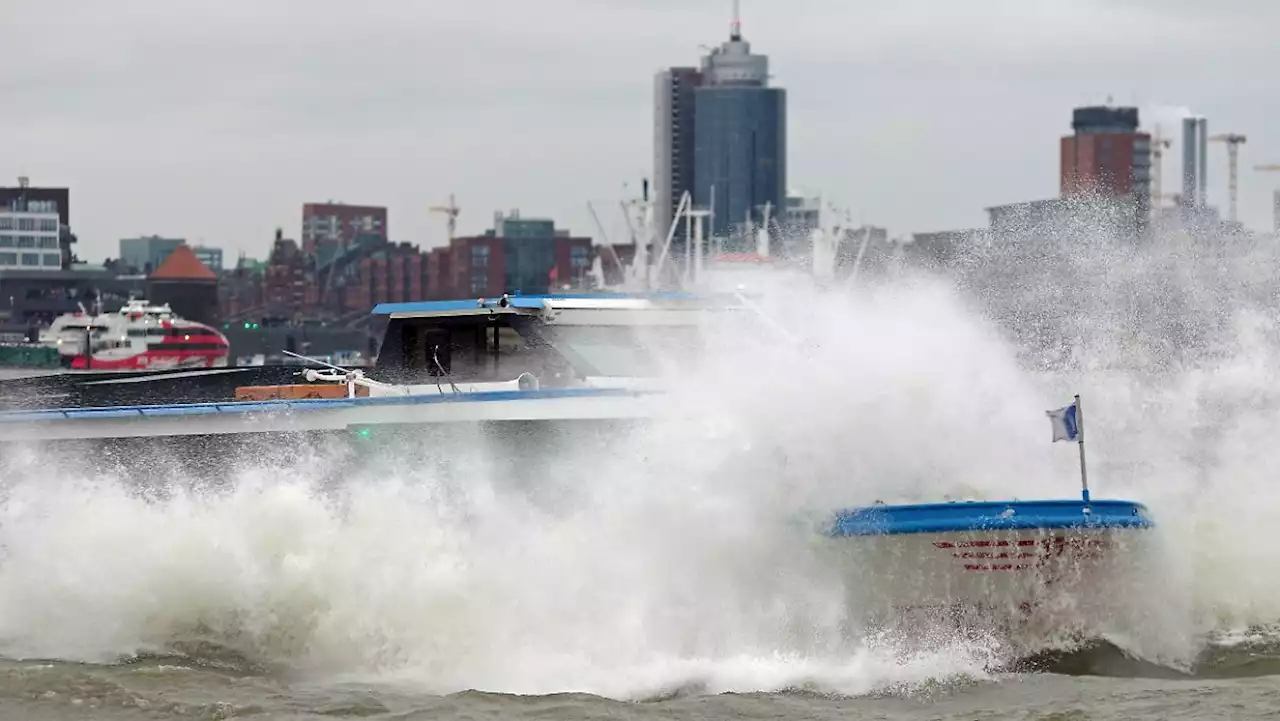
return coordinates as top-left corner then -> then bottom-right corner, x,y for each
1046,401 -> 1080,443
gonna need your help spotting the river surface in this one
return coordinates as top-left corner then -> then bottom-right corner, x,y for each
0,643 -> 1277,720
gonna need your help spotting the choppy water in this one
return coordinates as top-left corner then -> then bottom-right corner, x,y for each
1,642 -> 1278,720
5,232 -> 1280,718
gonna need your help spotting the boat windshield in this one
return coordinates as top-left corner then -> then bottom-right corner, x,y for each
537,324 -> 709,378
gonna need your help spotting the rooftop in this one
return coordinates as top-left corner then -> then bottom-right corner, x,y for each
150,244 -> 217,281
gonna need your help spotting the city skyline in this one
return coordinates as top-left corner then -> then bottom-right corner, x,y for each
1,0 -> 1276,261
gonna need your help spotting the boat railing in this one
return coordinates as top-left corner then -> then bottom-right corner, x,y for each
284,350 -> 540,399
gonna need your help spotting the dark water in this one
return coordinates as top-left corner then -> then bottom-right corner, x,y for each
0,641 -> 1277,720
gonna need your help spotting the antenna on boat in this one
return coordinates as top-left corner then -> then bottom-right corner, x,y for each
283,349 -> 346,374
652,191 -> 689,289
844,224 -> 874,290
585,201 -> 628,291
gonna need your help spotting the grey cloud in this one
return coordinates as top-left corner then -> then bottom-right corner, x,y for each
0,0 -> 1275,258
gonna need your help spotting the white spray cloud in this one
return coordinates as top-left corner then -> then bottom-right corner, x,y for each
0,240 -> 1277,694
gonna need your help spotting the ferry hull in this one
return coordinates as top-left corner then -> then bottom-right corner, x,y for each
0,388 -> 668,443
12,417 -> 645,493
68,349 -> 228,371
825,500 -> 1154,635
835,527 -> 1147,620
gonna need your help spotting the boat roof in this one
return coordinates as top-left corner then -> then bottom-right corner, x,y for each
371,291 -> 743,319
830,498 -> 1153,536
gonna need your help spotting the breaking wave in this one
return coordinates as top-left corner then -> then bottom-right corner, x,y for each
1,216 -> 1279,698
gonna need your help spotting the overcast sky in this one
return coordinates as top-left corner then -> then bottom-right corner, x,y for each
1,0 -> 1275,262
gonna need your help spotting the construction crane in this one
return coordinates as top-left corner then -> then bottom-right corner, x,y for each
1256,164 -> 1280,234
430,193 -> 460,241
1210,133 -> 1247,223
1150,125 -> 1173,212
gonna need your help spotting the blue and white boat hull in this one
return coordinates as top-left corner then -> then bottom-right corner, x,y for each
0,387 -> 668,443
827,500 -> 1155,629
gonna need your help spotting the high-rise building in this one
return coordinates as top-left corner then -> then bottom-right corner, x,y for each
693,9 -> 786,241
1059,105 -> 1151,231
652,3 -> 786,255
654,67 -> 702,240
1181,116 -> 1208,209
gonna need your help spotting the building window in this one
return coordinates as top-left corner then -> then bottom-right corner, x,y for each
16,236 -> 35,248
19,253 -> 39,267
471,244 -> 489,267
570,245 -> 590,269
0,218 -> 11,231
38,236 -> 58,249
38,218 -> 57,232
0,253 -> 15,266
0,235 -> 11,248
42,253 -> 60,267
469,273 -> 487,294
16,218 -> 34,232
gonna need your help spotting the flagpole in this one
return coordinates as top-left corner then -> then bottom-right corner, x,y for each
1075,393 -> 1090,505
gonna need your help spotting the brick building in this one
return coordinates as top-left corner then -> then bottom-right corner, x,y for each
301,202 -> 387,255
1060,105 -> 1151,232
245,229 -> 317,320
337,242 -> 429,315
428,210 -> 592,299
218,256 -> 267,321
225,207 -> 599,325
147,244 -> 219,325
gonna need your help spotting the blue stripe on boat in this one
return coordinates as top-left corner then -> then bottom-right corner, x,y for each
0,387 -> 657,424
830,499 -> 1153,536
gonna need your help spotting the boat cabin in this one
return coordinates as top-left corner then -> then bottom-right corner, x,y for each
367,292 -> 745,388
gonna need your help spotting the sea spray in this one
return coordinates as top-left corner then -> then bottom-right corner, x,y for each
0,223 -> 1279,694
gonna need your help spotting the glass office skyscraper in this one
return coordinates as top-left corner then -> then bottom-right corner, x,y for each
693,19 -> 786,242
654,7 -> 786,255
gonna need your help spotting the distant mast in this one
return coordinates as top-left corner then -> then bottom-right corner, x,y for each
730,0 -> 742,40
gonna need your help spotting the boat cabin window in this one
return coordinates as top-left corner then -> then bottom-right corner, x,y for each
380,316 -> 578,385
376,308 -> 737,386
533,324 -> 705,378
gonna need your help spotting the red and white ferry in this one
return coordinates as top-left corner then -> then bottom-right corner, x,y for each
39,298 -> 230,370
